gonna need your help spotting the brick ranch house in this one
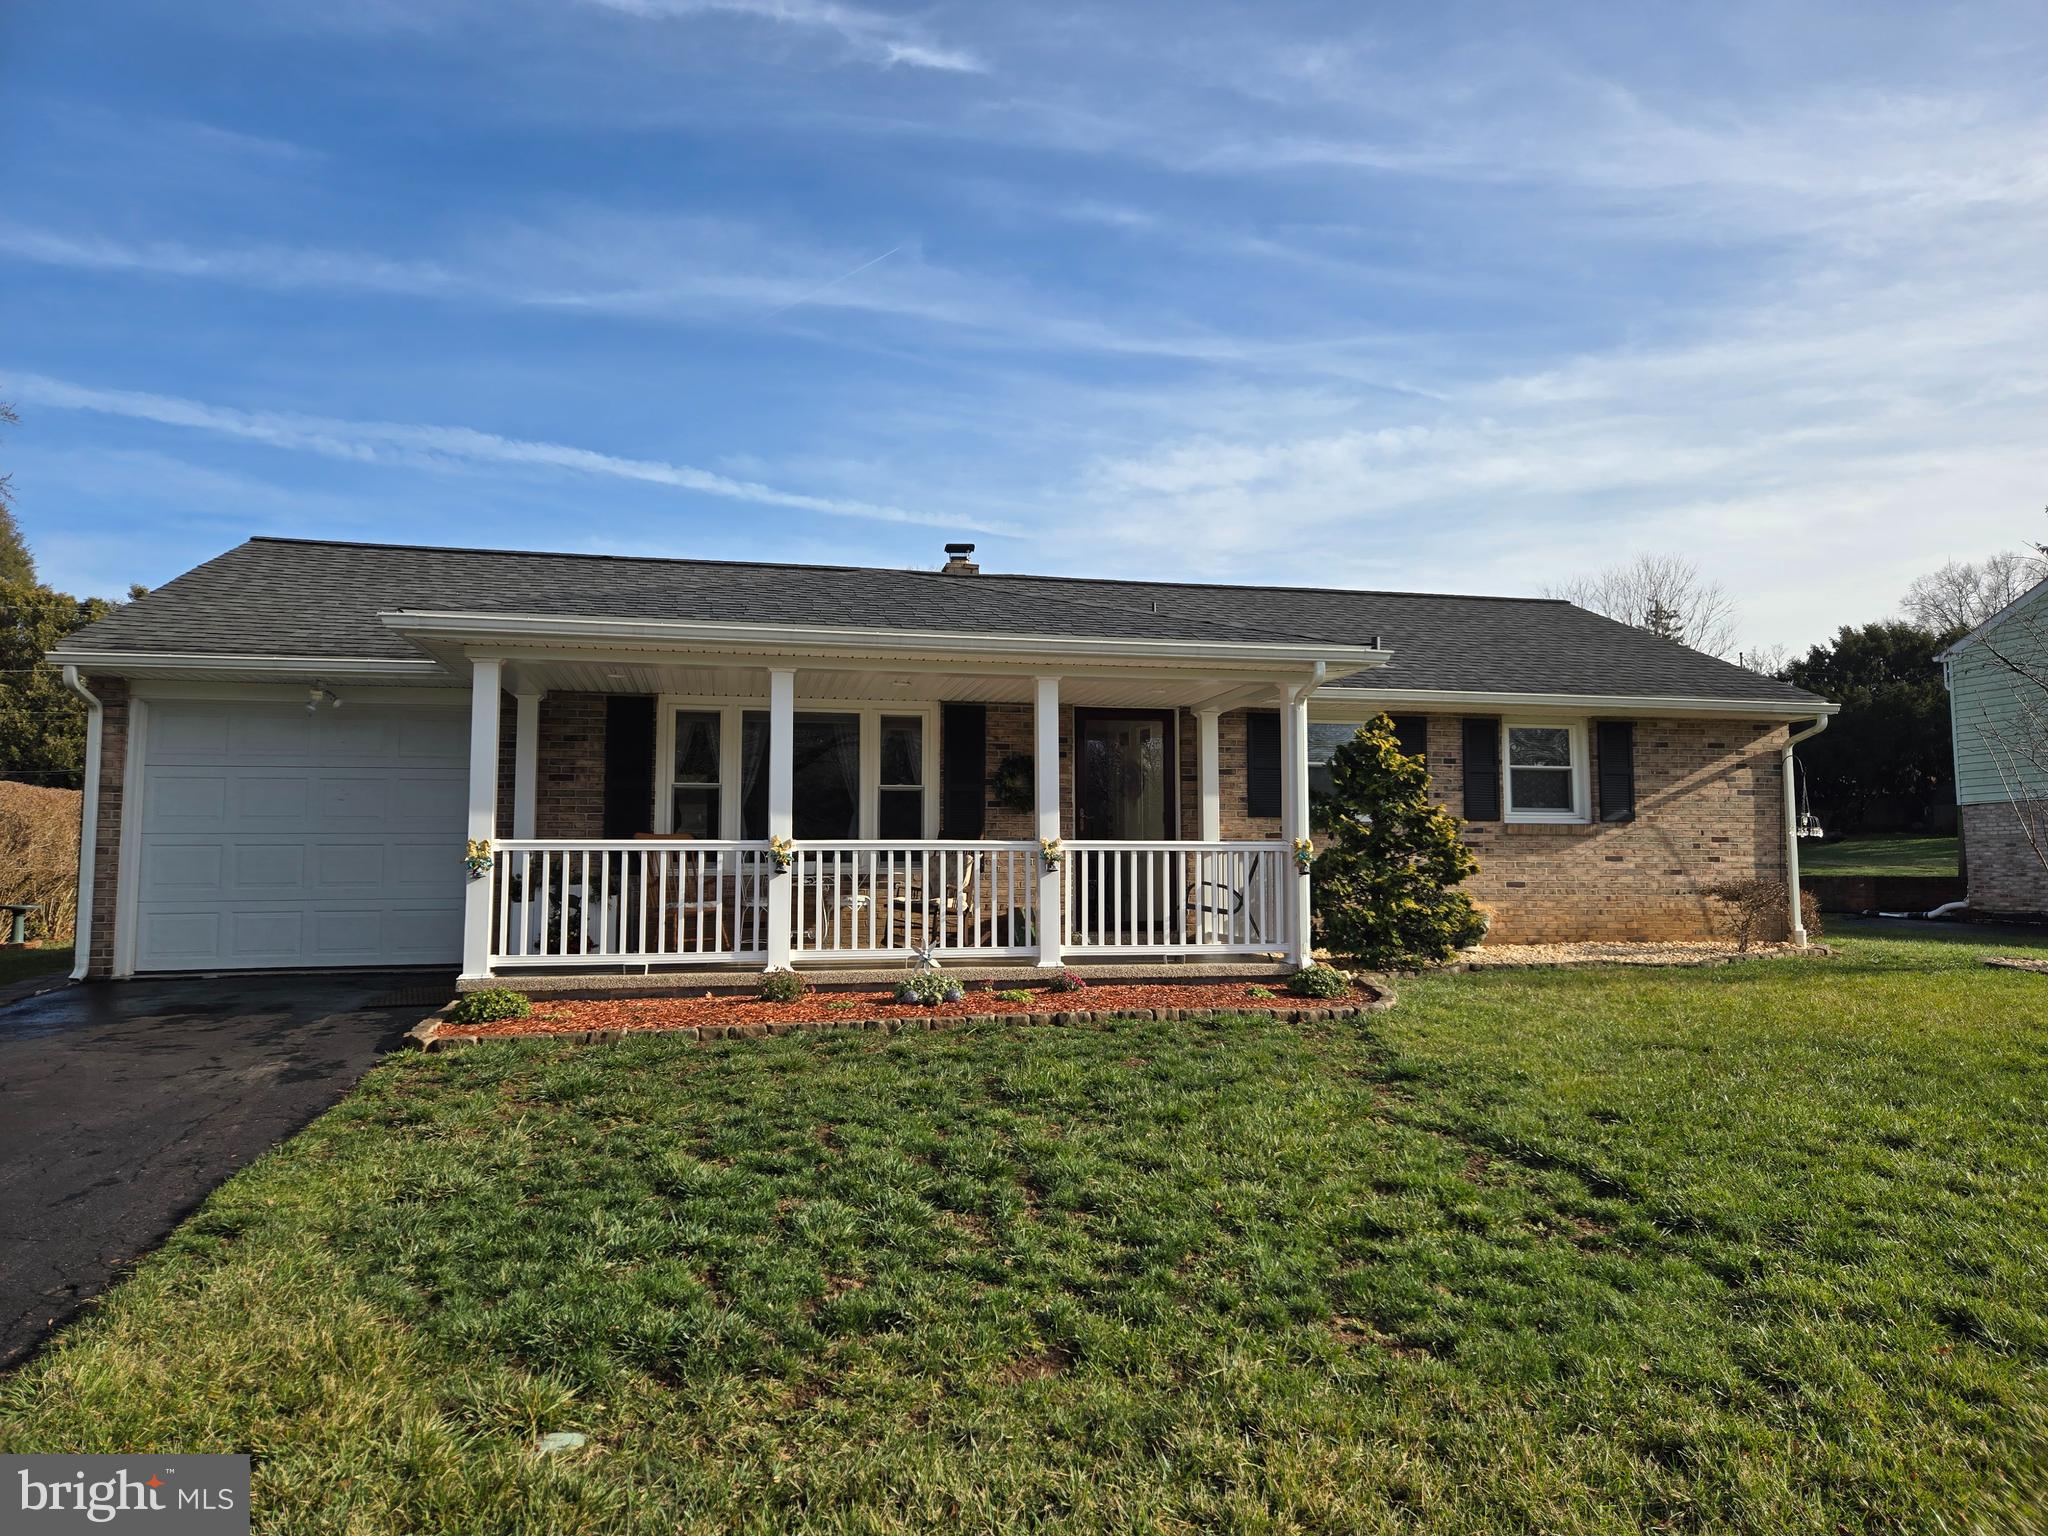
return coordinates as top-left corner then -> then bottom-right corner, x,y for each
52,537 -> 1835,983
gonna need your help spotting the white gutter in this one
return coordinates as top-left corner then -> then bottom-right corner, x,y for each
1782,716 -> 1831,947
44,651 -> 448,679
58,666 -> 101,983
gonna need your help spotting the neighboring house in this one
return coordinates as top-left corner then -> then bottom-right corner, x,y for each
50,537 -> 1835,983
1939,577 -> 2048,916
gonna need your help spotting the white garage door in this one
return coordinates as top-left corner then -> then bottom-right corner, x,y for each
134,698 -> 469,971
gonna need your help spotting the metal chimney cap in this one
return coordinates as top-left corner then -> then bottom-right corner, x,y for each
944,542 -> 976,555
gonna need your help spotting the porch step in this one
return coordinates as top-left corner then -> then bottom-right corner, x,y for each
468,958 -> 1295,999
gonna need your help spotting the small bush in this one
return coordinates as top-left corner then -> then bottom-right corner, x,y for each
758,969 -> 807,1003
1045,969 -> 1088,993
448,988 -> 531,1024
1706,879 -> 1823,950
995,989 -> 1034,1004
1246,985 -> 1276,1000
1286,964 -> 1351,999
895,971 -> 960,1006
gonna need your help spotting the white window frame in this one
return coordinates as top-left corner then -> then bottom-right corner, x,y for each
652,695 -> 938,839
1501,718 -> 1590,824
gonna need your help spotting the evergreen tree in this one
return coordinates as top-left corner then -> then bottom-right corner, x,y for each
0,403 -> 32,587
1781,621 -> 1960,833
0,581 -> 116,789
1309,715 -> 1488,966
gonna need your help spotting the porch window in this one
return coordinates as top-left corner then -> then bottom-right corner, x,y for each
658,700 -> 938,839
670,711 -> 723,837
1504,722 -> 1587,822
741,711 -> 862,839
877,715 -> 925,838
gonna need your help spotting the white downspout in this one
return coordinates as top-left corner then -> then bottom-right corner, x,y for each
1782,716 -> 1830,947
59,665 -> 102,982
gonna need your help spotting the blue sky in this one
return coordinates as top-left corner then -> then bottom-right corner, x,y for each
5,1 -> 2046,650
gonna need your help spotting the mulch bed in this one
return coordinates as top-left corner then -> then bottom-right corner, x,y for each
420,979 -> 1392,1049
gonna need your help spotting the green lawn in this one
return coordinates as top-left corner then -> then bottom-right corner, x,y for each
0,945 -> 73,987
3,923 -> 2044,1534
1800,834 -> 1960,877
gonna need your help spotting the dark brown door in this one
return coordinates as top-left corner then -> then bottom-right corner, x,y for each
1075,710 -> 1176,840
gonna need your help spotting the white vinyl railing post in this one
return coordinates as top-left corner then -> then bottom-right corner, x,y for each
460,657 -> 502,981
766,667 -> 795,971
1035,674 -> 1064,969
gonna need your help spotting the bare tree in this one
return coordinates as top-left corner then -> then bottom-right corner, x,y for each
1544,554 -> 1738,657
1902,551 -> 2046,632
1734,643 -> 1792,677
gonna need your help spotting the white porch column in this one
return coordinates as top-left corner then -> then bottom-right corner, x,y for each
461,657 -> 503,981
766,667 -> 796,970
1197,707 -> 1222,842
1282,683 -> 1313,968
512,691 -> 543,840
1035,674 -> 1064,968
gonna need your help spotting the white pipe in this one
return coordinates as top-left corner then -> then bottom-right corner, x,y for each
1781,716 -> 1831,947
58,665 -> 102,982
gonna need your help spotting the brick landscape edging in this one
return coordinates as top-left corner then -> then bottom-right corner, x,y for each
409,987 -> 1396,1052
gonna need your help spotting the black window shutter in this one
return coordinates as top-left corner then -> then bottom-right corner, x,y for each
940,703 -> 986,838
1391,714 -> 1429,763
1461,717 -> 1501,821
1597,720 -> 1637,823
602,695 -> 657,838
1245,710 -> 1281,818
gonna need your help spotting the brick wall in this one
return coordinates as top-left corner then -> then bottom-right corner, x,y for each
1216,709 -> 1284,841
533,692 -> 607,839
82,675 -> 129,979
1423,715 -> 1789,943
1959,801 -> 2048,915
496,694 -> 517,840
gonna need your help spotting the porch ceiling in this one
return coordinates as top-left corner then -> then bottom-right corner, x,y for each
500,658 -> 1282,710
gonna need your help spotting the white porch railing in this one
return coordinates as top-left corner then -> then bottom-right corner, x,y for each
489,841 -> 773,967
1062,841 -> 1290,957
484,838 -> 1293,969
787,841 -> 1039,961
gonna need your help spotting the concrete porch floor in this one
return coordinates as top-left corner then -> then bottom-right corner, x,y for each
471,957 -> 1296,998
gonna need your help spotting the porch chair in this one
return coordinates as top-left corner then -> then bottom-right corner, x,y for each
1188,851 -> 1264,944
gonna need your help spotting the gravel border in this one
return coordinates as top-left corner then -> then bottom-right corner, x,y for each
410,984 -> 1396,1052
1981,955 -> 2048,973
1447,941 -> 1832,971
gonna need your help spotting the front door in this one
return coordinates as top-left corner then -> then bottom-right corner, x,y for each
1075,710 -> 1175,840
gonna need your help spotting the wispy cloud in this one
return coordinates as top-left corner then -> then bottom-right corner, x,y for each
6,371 -> 1013,533
0,225 -> 452,295
584,0 -> 984,73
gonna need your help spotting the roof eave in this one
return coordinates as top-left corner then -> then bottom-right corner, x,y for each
1316,683 -> 1838,720
376,609 -> 1390,675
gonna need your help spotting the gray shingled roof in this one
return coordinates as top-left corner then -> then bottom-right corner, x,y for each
61,537 -> 1827,708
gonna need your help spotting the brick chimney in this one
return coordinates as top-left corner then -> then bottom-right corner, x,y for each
942,542 -> 980,575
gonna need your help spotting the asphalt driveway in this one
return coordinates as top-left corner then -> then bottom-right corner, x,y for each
0,973 -> 446,1367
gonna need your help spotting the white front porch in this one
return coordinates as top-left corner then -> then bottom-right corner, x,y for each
481,836 -> 1294,972
454,654 -> 1325,979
